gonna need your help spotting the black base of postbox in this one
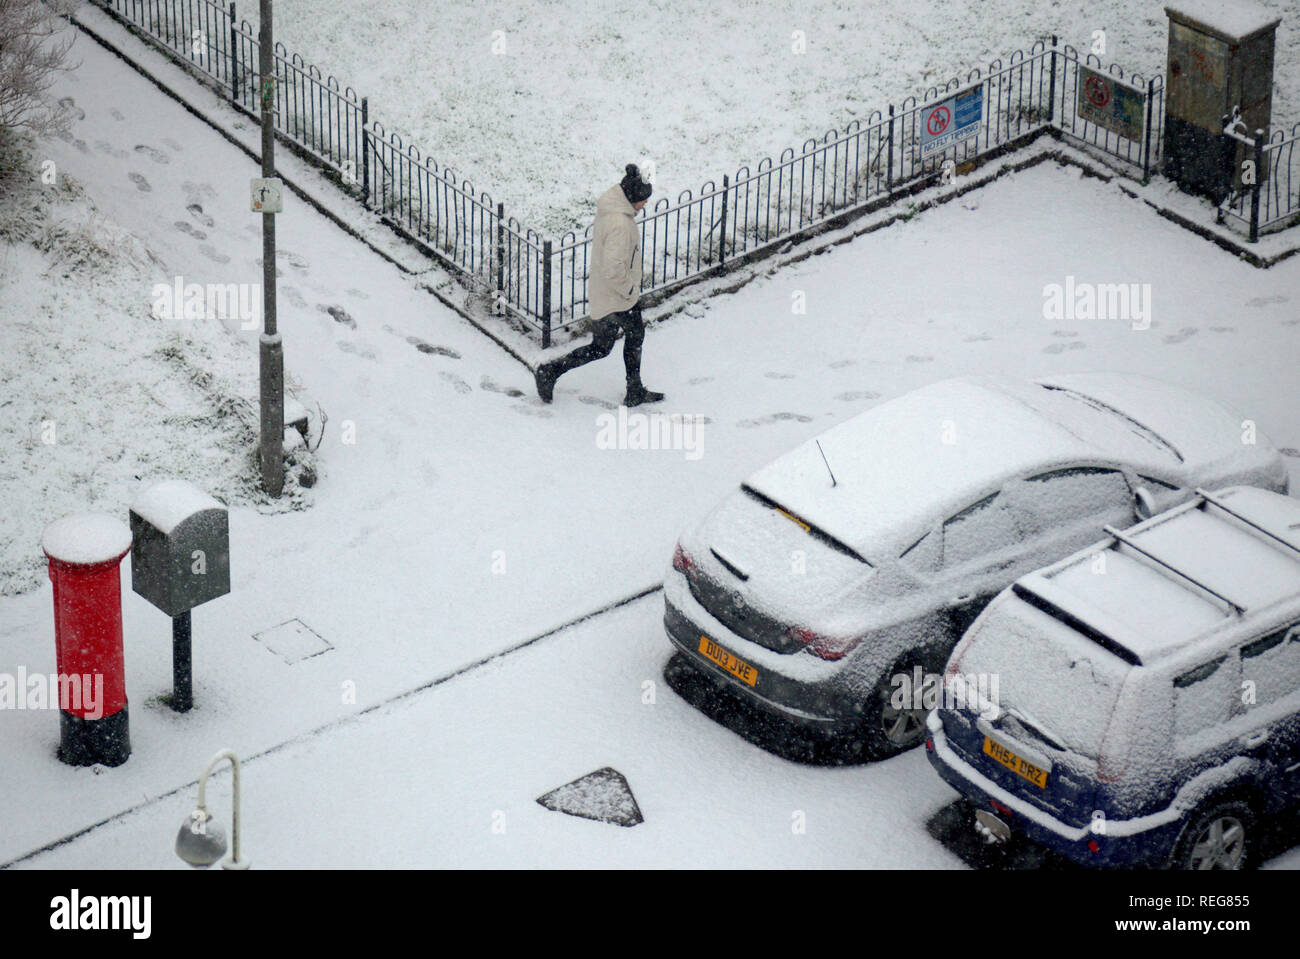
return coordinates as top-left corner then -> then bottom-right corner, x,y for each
58,704 -> 130,767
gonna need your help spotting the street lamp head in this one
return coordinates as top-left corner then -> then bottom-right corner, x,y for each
175,807 -> 226,868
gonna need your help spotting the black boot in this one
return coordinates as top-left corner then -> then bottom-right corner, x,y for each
624,384 -> 665,407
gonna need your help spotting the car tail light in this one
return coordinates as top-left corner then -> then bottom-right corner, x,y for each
787,627 -> 860,661
990,799 -> 1013,819
944,632 -> 976,681
1087,839 -> 1101,854
672,542 -> 696,575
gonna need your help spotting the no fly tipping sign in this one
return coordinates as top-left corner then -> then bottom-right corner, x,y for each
1076,66 -> 1144,142
920,85 -> 984,158
250,177 -> 283,214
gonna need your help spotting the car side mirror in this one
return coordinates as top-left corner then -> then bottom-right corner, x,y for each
1133,486 -> 1156,521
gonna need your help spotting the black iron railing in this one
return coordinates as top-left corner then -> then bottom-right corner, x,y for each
1220,123 -> 1300,239
89,4 -> 1296,345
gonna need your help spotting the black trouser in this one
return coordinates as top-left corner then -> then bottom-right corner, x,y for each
549,303 -> 645,389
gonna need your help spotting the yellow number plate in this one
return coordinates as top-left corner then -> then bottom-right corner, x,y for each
698,636 -> 758,687
983,736 -> 1049,789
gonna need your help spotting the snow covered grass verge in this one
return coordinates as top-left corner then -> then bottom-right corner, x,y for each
0,130 -> 315,597
234,0 -> 1299,234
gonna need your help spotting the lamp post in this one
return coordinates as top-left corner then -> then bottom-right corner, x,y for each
258,0 -> 283,497
175,749 -> 249,869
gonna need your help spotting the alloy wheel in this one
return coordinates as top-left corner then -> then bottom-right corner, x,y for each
1188,815 -> 1246,870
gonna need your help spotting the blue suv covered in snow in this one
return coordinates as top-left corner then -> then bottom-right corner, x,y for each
927,486 -> 1300,869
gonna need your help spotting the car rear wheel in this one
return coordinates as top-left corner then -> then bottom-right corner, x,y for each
1171,799 -> 1254,870
854,664 -> 930,760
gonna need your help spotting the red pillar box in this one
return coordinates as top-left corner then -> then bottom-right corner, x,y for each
41,513 -> 133,767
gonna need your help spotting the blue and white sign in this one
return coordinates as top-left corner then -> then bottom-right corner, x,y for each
920,85 -> 984,158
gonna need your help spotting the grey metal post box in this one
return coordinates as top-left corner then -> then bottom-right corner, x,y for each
1163,1 -> 1280,201
130,480 -> 230,617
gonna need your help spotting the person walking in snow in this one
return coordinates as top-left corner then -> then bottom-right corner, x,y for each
534,164 -> 665,407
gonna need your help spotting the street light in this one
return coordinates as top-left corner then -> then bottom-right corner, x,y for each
175,749 -> 249,869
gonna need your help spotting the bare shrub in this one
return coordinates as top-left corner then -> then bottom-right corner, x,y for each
0,0 -> 83,136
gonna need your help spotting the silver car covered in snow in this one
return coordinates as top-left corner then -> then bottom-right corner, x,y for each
663,373 -> 1289,759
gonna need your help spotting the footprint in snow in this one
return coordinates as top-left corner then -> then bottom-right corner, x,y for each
963,333 -> 993,343
579,395 -> 618,410
405,336 -> 460,358
281,285 -> 307,309
134,144 -> 170,165
480,376 -> 525,398
128,172 -> 151,192
834,390 -> 880,402
318,304 -> 355,328
687,376 -> 714,385
1163,327 -> 1198,345
1051,330 -> 1079,338
827,359 -> 856,369
277,250 -> 309,270
1042,340 -> 1086,354
439,371 -> 472,394
57,97 -> 85,121
1208,326 -> 1235,333
1279,448 -> 1300,458
512,403 -> 554,418
337,341 -> 376,359
198,244 -> 230,265
764,372 -> 797,380
345,288 -> 369,300
94,140 -> 128,159
1246,295 -> 1288,307
109,108 -> 125,121
186,203 -> 214,228
737,413 -> 813,428
173,221 -> 207,241
905,354 -> 934,363
162,137 -> 183,153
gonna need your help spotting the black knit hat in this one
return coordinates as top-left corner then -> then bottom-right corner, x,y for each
620,163 -> 653,204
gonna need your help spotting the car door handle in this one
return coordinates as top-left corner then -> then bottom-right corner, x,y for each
949,594 -> 975,607
1242,729 -> 1269,748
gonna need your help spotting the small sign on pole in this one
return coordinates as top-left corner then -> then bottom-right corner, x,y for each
1076,66 -> 1145,141
250,177 -> 283,214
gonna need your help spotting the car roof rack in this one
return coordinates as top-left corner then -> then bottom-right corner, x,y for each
1194,487 -> 1300,558
1101,523 -> 1248,616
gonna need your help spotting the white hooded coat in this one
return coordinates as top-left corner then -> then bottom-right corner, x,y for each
588,184 -> 642,320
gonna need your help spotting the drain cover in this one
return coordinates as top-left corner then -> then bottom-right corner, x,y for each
253,619 -> 332,664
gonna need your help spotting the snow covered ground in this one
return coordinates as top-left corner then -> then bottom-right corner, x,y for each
1,15 -> 1298,868
235,0 -> 1300,232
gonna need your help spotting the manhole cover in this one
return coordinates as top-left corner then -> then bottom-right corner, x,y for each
253,619 -> 332,664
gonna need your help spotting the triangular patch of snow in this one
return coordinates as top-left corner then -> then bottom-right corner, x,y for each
536,767 -> 643,827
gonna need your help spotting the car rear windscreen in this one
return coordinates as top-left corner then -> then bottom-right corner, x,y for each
960,597 -> 1132,758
